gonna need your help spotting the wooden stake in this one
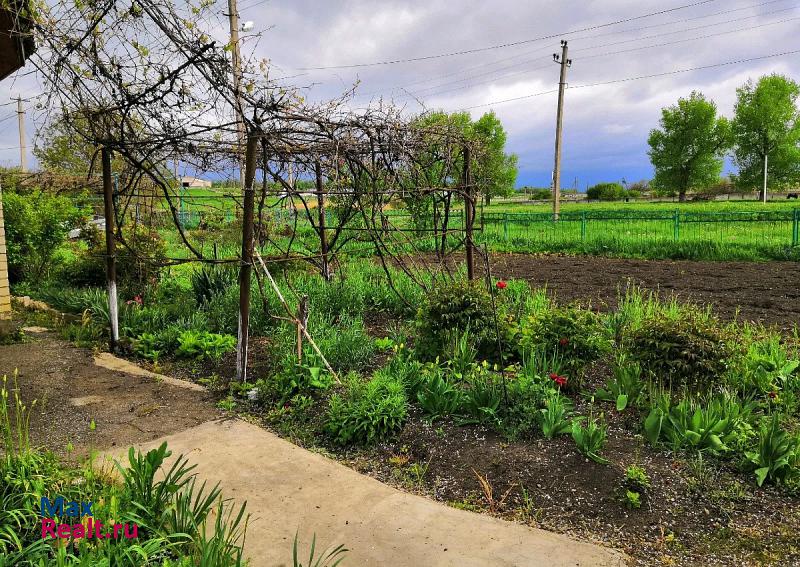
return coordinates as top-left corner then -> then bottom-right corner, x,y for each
236,136 -> 258,382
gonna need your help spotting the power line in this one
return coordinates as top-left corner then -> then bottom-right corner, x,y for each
352,0 -> 790,100
459,47 -> 800,110
297,0 -> 720,70
390,12 -> 798,104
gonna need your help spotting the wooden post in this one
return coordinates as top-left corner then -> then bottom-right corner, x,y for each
101,147 -> 119,352
296,294 -> 308,363
236,136 -> 259,382
463,145 -> 475,280
315,161 -> 331,280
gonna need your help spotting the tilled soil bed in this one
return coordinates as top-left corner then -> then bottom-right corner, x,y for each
485,254 -> 800,330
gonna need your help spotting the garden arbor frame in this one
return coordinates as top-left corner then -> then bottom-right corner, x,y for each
29,0 -> 481,381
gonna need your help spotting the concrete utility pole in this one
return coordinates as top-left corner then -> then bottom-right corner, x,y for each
551,40 -> 571,219
15,96 -> 26,172
101,147 -> 119,352
227,0 -> 246,189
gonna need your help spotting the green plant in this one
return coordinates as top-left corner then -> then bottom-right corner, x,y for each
734,336 -> 799,394
3,189 -> 88,282
596,356 -> 644,411
416,370 -> 463,421
624,490 -> 642,509
175,330 -> 236,360
745,414 -> 800,486
415,279 -> 501,360
459,368 -> 502,425
325,372 -> 407,445
538,392 -> 572,439
191,264 -> 236,305
630,310 -> 734,391
644,392 -> 754,454
293,533 -> 347,567
624,464 -> 651,492
571,413 -> 609,464
517,304 -> 609,377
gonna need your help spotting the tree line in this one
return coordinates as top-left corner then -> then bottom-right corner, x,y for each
648,73 -> 800,202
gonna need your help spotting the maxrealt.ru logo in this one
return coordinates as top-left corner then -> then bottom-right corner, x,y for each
40,496 -> 138,540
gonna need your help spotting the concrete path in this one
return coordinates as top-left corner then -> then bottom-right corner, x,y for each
123,419 -> 627,567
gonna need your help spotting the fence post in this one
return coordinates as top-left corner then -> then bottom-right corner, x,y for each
673,210 -> 680,242
580,211 -> 586,242
793,208 -> 799,247
503,213 -> 509,240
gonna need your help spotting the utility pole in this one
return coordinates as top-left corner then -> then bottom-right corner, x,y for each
551,40 -> 571,219
15,97 -> 26,172
227,0 -> 246,189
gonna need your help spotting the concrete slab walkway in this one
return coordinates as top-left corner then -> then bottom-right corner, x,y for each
125,419 -> 627,567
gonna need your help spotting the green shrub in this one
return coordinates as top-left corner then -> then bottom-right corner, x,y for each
2,190 -> 88,282
459,367 -> 502,425
255,361 -> 333,405
63,227 -> 168,290
415,279 -> 503,360
325,372 -> 407,445
629,311 -> 734,391
517,304 -> 610,376
416,368 -> 463,421
586,182 -> 625,201
731,336 -> 799,394
312,315 -> 376,373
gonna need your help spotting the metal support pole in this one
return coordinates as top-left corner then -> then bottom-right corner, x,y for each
463,145 -> 475,280
581,211 -> 587,242
315,161 -> 330,280
101,147 -> 118,352
792,208 -> 799,247
762,152 -> 769,204
673,210 -> 680,242
236,136 -> 258,382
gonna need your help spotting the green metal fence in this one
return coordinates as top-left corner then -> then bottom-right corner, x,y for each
478,209 -> 800,256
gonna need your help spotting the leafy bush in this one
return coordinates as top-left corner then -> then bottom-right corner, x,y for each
629,311 -> 734,391
325,372 -> 407,445
3,190 -> 88,282
415,279 -> 502,360
256,361 -> 333,405
63,227 -> 167,289
175,330 -> 236,360
517,304 -> 610,376
586,182 -> 625,201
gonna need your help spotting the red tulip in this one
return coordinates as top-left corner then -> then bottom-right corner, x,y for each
496,280 -> 507,289
559,337 -> 569,347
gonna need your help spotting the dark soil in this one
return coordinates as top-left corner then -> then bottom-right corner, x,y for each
340,409 -> 800,567
0,330 -> 220,460
486,254 -> 800,330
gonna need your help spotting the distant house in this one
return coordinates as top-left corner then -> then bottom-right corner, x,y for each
181,177 -> 212,188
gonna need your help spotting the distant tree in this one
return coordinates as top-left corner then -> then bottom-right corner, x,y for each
648,92 -> 731,202
410,110 -> 517,206
731,74 -> 800,199
471,111 -> 518,206
34,114 -> 128,175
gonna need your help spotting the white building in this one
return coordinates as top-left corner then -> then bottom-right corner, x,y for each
180,177 -> 212,188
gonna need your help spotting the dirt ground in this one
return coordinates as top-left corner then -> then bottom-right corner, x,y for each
0,330 -> 219,459
485,254 -> 800,330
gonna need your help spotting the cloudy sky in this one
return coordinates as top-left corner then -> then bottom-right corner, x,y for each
2,0 -> 799,188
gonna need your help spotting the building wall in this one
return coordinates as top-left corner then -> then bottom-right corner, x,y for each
0,187 -> 11,324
